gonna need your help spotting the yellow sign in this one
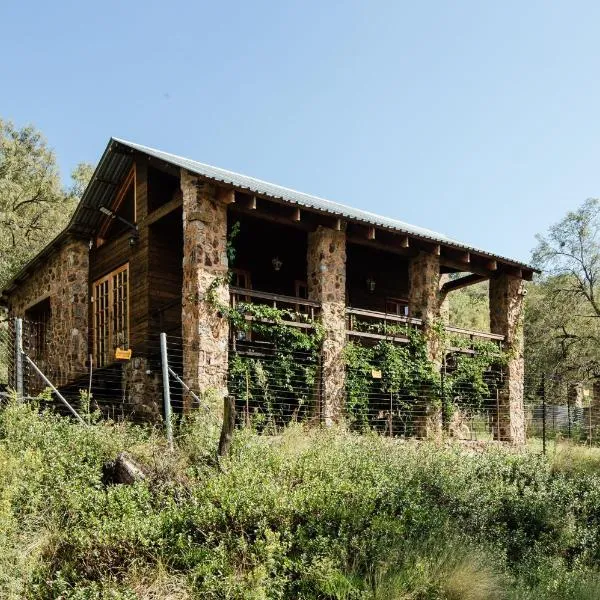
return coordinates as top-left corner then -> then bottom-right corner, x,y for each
115,348 -> 132,361
371,369 -> 382,379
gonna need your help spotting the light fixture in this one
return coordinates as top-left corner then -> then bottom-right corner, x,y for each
272,256 -> 283,272
366,277 -> 376,293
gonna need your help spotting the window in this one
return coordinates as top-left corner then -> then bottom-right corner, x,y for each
97,167 -> 136,246
25,297 -> 51,363
385,297 -> 409,317
93,264 -> 129,367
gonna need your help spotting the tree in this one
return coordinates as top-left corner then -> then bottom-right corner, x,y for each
0,120 -> 92,291
529,199 -> 600,381
448,280 -> 490,332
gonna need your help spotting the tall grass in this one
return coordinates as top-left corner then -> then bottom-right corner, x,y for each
1,399 -> 600,598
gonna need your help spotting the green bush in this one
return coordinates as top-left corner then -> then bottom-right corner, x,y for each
2,400 -> 600,598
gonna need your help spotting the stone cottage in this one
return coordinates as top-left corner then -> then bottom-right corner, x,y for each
1,138 -> 536,442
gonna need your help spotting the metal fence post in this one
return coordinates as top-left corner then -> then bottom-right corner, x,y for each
160,332 -> 173,449
14,317 -> 23,401
541,374 -> 546,455
441,356 -> 447,433
567,389 -> 572,440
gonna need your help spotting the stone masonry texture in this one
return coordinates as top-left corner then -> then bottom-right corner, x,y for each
8,239 -> 89,387
307,226 -> 346,425
181,169 -> 229,410
408,251 -> 444,437
489,273 -> 526,444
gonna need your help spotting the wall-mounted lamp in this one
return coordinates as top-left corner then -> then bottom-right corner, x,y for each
272,256 -> 283,272
366,277 -> 376,293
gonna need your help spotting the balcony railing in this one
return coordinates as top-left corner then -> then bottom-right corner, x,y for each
228,290 -> 504,348
346,306 -> 505,350
229,287 -> 320,329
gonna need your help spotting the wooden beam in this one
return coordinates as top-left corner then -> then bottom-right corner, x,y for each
433,244 -> 441,256
347,234 -> 418,258
487,260 -> 497,271
367,226 -> 376,240
501,266 -> 523,279
143,194 -> 183,227
400,235 -> 410,248
217,188 -> 236,205
440,257 -> 492,277
335,218 -> 344,231
229,204 -> 316,231
292,207 -> 301,222
440,273 -> 489,295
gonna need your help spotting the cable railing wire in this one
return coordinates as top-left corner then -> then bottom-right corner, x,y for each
3,317 -> 600,448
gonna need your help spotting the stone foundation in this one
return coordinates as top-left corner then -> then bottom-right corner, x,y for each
307,226 -> 346,425
122,357 -> 162,421
489,274 -> 526,444
7,239 -> 89,388
181,169 -> 229,411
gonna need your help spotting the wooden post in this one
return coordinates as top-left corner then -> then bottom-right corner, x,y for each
218,395 -> 236,457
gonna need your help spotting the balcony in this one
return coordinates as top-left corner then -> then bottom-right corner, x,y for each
229,287 -> 321,329
346,306 -> 504,352
229,289 -> 504,351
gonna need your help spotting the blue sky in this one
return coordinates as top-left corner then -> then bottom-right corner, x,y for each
2,1 -> 599,263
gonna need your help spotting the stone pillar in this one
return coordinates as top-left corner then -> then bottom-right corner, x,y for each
181,169 -> 229,411
408,251 -> 443,360
438,273 -> 451,326
489,273 -> 526,444
307,226 -> 346,426
408,251 -> 443,437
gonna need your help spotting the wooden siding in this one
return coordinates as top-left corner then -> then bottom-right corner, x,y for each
149,209 -> 183,336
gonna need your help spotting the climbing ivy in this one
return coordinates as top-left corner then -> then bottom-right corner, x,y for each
344,329 -> 439,431
344,326 -> 507,432
209,221 -> 507,433
226,303 -> 323,428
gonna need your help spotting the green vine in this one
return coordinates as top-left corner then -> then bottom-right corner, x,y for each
227,303 -> 323,428
344,329 -> 439,431
207,221 -> 508,433
344,327 -> 508,433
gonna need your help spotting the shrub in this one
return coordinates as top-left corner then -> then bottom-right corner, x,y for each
1,400 -> 600,598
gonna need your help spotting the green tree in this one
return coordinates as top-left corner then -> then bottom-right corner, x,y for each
529,198 -> 600,381
0,119 -> 92,291
448,280 -> 490,332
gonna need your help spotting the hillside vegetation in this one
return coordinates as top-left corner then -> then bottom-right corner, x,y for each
2,400 -> 600,599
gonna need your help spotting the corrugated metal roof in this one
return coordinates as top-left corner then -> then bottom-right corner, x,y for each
2,136 -> 536,298
112,138 -> 535,270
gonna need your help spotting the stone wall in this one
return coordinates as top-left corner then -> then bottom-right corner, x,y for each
181,169 -> 229,410
489,273 -> 526,444
122,357 -> 162,421
7,238 -> 89,387
307,226 -> 346,425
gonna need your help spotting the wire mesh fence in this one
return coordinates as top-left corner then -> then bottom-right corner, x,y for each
2,316 -> 600,449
